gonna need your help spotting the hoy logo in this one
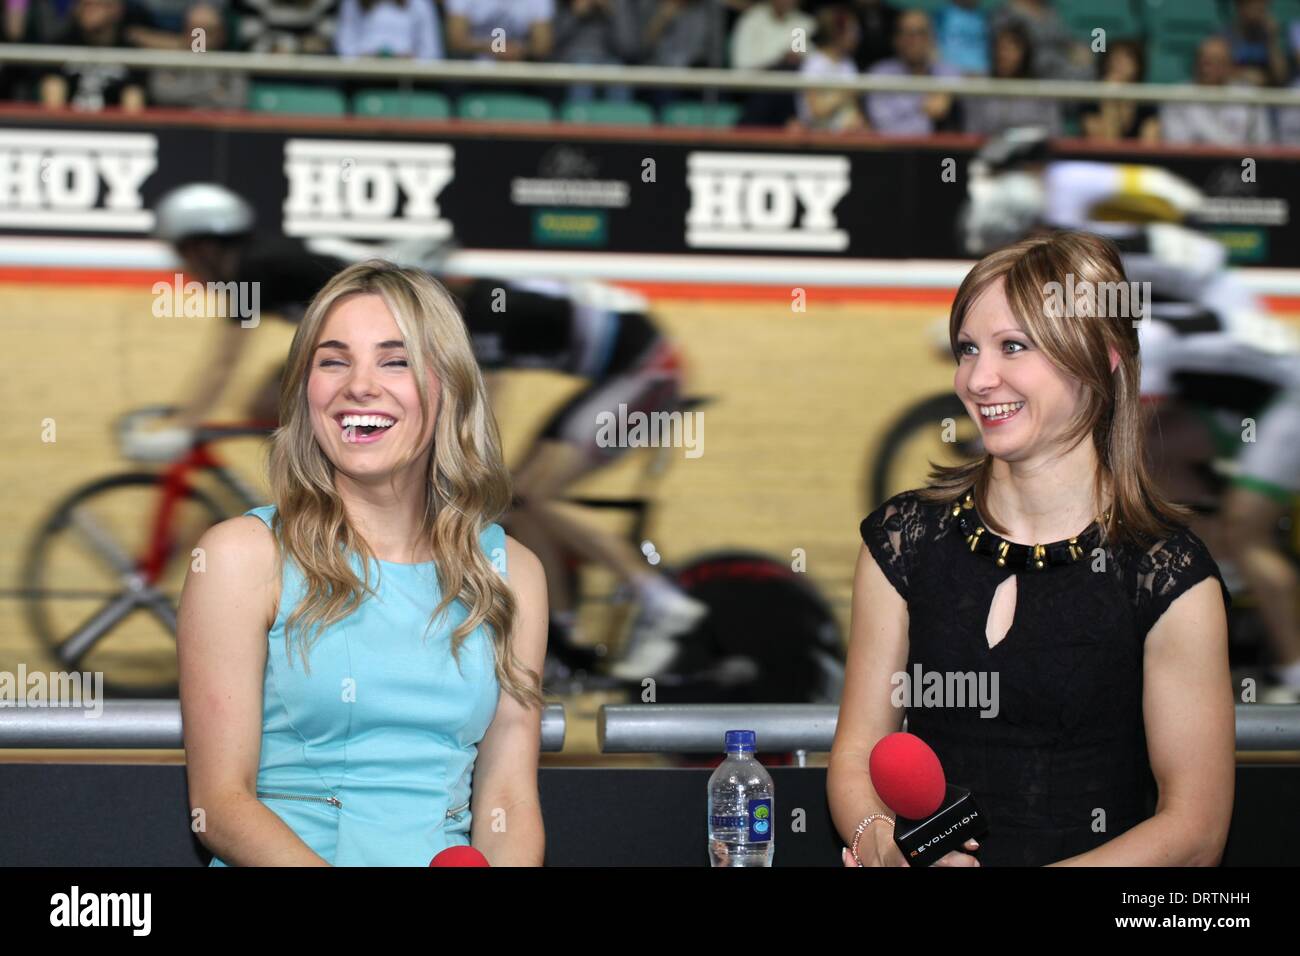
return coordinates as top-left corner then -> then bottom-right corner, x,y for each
283,139 -> 454,239
686,152 -> 849,251
0,129 -> 157,231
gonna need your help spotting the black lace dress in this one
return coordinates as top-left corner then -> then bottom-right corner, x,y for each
859,488 -> 1232,867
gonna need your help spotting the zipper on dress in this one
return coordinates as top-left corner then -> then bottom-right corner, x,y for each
257,789 -> 343,809
446,799 -> 470,821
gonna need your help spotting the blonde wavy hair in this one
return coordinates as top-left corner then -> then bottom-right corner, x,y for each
915,229 -> 1194,549
261,259 -> 543,711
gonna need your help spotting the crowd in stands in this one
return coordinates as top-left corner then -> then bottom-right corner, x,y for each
2,0 -> 1299,144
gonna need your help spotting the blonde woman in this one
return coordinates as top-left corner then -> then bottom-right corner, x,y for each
831,231 -> 1235,867
180,260 -> 547,866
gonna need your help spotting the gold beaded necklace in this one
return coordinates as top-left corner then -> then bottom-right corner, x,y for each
950,490 -> 1111,571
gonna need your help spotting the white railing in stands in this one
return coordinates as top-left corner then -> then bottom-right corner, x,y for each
2,43 -> 1300,106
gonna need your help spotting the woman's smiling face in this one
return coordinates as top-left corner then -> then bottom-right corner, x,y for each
954,277 -> 1084,463
307,293 -> 439,480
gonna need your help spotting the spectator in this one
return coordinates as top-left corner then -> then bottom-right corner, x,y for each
865,9 -> 959,136
844,0 -> 896,73
1277,25 -> 1300,144
148,2 -> 248,107
130,1 -> 230,49
39,0 -> 148,112
334,0 -> 443,60
990,0 -> 1093,81
732,0 -> 816,126
963,21 -> 1061,136
1080,40 -> 1159,143
730,0 -> 815,70
638,0 -> 724,69
445,0 -> 554,62
797,2 -> 863,130
5,0 -> 33,39
234,0 -> 337,54
934,0 -> 988,76
553,0 -> 640,102
138,0 -> 222,32
1161,36 -> 1272,145
1223,0 -> 1289,87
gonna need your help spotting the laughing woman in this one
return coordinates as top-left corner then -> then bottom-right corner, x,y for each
830,230 -> 1235,867
180,260 -> 547,866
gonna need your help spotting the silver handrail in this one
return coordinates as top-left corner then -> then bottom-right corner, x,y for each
599,704 -> 1300,753
0,699 -> 567,751
3,44 -> 1299,106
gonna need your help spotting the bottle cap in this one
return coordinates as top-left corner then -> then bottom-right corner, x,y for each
725,730 -> 756,753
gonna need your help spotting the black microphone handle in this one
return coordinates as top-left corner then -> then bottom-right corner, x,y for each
892,784 -> 990,868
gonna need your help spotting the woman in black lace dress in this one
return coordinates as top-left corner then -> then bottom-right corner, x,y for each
830,230 -> 1235,867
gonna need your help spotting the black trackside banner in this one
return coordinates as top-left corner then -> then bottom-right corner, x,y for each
0,113 -> 1295,266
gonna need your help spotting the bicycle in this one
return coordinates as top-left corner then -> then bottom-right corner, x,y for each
23,403 -> 846,704
22,406 -> 274,698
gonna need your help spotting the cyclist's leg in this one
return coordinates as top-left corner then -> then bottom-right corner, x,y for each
512,338 -> 707,674
1222,390 -> 1300,687
513,345 -> 682,591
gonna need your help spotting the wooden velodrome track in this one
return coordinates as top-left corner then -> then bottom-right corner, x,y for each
2,277 -> 1298,759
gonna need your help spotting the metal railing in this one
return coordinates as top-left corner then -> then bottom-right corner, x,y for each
0,699 -> 567,751
2,701 -> 1295,754
598,703 -> 1300,753
3,44 -> 1299,107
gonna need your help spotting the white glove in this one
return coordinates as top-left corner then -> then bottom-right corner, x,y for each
121,423 -> 194,462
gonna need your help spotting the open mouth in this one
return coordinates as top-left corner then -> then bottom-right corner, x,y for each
978,401 -> 1024,426
336,413 -> 397,444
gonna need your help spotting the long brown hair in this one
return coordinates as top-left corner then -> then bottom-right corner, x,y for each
915,230 -> 1194,549
264,259 -> 543,711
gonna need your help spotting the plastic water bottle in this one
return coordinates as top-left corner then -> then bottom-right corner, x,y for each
707,730 -> 774,867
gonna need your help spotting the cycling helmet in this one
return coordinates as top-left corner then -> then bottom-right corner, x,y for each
960,170 -> 1046,255
154,183 -> 255,243
971,126 -> 1052,176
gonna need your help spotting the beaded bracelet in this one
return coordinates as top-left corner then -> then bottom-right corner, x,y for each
849,812 -> 895,866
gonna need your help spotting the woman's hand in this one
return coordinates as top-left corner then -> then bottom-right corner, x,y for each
843,827 -> 980,867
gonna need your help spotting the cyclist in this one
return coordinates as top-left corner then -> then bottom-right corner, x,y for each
962,129 -> 1300,703
130,183 -> 708,679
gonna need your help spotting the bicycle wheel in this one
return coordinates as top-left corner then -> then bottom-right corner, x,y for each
665,551 -> 844,705
867,394 -> 983,511
22,473 -> 230,698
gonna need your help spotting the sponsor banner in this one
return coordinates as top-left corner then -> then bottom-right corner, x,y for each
0,115 -> 1296,265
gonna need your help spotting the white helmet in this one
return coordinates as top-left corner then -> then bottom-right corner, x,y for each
154,183 -> 254,243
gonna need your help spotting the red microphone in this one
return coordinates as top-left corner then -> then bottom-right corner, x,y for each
430,846 -> 490,867
868,732 -> 987,867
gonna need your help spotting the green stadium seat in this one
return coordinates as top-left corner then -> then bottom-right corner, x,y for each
249,83 -> 346,116
659,101 -> 742,128
351,89 -> 450,119
1136,0 -> 1223,40
1275,0 -> 1300,25
560,100 -> 654,126
457,93 -> 554,122
1146,38 -> 1199,84
884,0 -> 948,13
1058,0 -> 1143,43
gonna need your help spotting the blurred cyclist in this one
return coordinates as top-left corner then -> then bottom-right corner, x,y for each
962,128 -> 1300,702
130,183 -> 708,678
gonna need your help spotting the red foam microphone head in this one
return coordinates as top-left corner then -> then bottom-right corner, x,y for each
868,732 -> 947,820
430,846 -> 490,867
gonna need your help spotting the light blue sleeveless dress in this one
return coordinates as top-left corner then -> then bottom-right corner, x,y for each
208,504 -> 504,867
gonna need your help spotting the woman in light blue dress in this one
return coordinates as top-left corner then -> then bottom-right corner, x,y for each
179,259 -> 549,866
